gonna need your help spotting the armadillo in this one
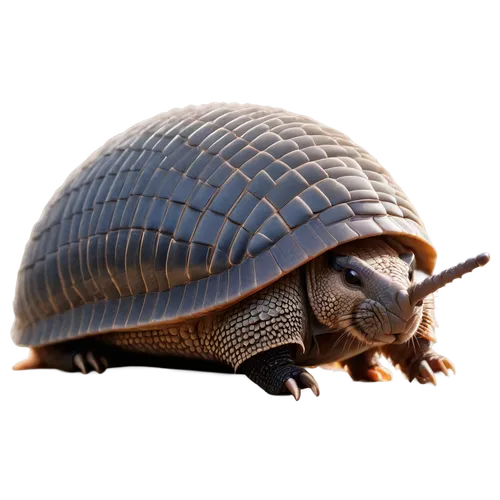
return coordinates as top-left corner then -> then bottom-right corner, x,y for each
12,103 -> 490,399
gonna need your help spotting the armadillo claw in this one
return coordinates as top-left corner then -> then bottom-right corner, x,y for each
366,366 -> 393,382
73,351 -> 108,374
73,353 -> 88,374
417,360 -> 437,386
344,358 -> 392,382
431,356 -> 456,376
284,370 -> 321,400
86,352 -> 101,373
285,378 -> 301,401
439,358 -> 457,377
100,356 -> 109,370
413,354 -> 456,384
298,372 -> 320,397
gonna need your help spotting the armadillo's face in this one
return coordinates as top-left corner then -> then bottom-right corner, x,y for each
305,239 -> 424,345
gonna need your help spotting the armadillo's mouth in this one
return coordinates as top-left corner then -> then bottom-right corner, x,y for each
333,305 -> 387,346
350,301 -> 421,345
389,313 -> 421,344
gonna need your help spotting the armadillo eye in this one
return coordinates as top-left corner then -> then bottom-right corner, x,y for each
344,269 -> 362,287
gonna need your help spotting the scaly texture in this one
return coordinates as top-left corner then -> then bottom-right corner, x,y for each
102,270 -> 306,369
305,239 -> 414,332
12,103 -> 435,347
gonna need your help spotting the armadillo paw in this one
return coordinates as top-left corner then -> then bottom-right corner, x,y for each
414,354 -> 455,385
344,358 -> 393,382
366,365 -> 393,382
73,351 -> 108,374
284,370 -> 320,401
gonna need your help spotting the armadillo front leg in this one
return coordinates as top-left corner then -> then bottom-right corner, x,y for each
341,349 -> 392,382
382,295 -> 455,384
239,344 -> 319,399
210,270 -> 319,399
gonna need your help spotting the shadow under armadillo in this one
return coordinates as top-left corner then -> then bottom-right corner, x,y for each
87,342 -> 234,374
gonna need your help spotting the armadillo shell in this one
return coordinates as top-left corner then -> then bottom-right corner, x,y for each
13,103 -> 436,347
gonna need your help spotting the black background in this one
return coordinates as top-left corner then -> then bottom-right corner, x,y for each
7,85 -> 496,408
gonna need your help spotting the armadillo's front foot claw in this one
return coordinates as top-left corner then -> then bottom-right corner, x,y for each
385,341 -> 456,385
416,360 -> 437,386
413,353 -> 455,385
73,351 -> 108,374
239,346 -> 320,399
284,371 -> 320,401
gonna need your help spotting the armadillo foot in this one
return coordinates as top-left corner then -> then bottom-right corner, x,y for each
13,342 -> 108,374
384,338 -> 457,387
414,354 -> 455,385
342,350 -> 393,382
239,345 -> 320,399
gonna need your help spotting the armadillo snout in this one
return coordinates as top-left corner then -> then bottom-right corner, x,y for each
395,289 -> 414,318
369,288 -> 422,344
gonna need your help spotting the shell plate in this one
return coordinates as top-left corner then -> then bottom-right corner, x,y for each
13,103 -> 436,347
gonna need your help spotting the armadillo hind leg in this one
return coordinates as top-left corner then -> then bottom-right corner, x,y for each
102,271 -> 319,397
13,340 -> 109,374
339,348 -> 392,382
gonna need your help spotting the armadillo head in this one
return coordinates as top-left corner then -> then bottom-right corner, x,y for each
305,238 -> 489,346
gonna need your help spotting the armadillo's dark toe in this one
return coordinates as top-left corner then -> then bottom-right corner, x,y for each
73,351 -> 108,374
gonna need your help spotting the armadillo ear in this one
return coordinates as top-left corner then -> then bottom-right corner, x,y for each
399,252 -> 415,269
